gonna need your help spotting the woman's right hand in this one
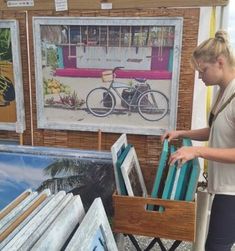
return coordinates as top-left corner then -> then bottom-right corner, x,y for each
161,130 -> 185,142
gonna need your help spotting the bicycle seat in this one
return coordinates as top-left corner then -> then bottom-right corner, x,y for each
134,78 -> 146,83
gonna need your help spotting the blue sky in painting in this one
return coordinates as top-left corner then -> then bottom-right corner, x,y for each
91,226 -> 107,251
0,153 -> 54,209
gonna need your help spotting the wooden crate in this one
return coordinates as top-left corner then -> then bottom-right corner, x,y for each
113,193 -> 196,242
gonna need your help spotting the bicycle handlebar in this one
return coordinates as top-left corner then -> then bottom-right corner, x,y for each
112,66 -> 124,73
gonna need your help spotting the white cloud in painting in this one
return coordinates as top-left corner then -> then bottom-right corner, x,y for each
0,163 -> 49,189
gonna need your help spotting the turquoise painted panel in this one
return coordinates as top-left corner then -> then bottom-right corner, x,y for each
115,144 -> 133,195
182,138 -> 192,147
173,138 -> 194,200
161,145 -> 177,200
159,145 -> 177,212
174,160 -> 193,200
185,158 -> 200,201
148,139 -> 169,210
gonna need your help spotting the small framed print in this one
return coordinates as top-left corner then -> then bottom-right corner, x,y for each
121,147 -> 147,197
65,197 -> 118,251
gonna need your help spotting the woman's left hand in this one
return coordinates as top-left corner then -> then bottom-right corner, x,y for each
169,146 -> 200,167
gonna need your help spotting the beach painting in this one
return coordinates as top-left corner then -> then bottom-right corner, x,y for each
0,144 -> 114,215
33,17 -> 183,135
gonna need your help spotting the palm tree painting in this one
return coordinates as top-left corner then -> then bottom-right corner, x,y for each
40,157 -> 115,216
0,145 -> 114,216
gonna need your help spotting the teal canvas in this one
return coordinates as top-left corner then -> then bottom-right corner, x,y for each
173,138 -> 198,201
148,139 -> 169,210
174,160 -> 193,200
182,138 -> 192,147
115,144 -> 133,195
159,145 -> 177,212
185,158 -> 200,201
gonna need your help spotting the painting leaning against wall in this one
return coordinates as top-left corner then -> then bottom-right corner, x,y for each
33,17 -> 183,135
0,144 -> 114,216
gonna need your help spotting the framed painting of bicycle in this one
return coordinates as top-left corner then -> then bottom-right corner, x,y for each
33,17 -> 183,135
0,20 -> 25,133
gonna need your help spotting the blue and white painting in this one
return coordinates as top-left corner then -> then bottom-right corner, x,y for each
0,145 -> 114,215
0,152 -> 52,209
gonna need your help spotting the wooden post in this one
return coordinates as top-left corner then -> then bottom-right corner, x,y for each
98,129 -> 102,151
19,133 -> 23,145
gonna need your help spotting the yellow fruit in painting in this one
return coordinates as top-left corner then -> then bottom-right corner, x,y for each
47,82 -> 50,88
44,79 -> 72,95
53,83 -> 59,88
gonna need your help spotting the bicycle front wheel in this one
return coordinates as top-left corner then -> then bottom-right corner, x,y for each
137,90 -> 169,121
86,87 -> 116,117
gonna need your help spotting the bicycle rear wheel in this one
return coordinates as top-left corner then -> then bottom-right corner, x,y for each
86,87 -> 116,117
137,90 -> 169,121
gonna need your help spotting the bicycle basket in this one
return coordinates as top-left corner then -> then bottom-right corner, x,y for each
102,70 -> 113,82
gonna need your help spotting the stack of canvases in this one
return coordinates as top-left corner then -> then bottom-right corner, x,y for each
0,189 -> 118,251
111,133 -> 200,204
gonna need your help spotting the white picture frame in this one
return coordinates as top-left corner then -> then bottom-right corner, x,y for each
111,133 -> 128,194
121,147 -> 147,197
65,197 -> 118,251
0,20 -> 25,133
111,134 -> 128,165
30,195 -> 86,251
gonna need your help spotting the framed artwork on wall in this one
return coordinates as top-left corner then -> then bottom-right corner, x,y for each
33,17 -> 183,135
0,20 -> 25,133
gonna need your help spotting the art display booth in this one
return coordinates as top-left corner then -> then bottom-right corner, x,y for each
0,0 -> 229,250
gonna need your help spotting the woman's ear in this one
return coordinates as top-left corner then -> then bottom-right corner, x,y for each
217,55 -> 226,68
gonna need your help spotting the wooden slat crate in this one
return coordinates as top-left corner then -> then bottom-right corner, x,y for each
113,193 -> 196,242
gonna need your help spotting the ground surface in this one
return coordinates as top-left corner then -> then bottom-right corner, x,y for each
117,235 -> 235,251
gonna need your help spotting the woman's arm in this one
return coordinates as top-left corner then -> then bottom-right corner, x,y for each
162,127 -> 210,142
169,146 -> 235,166
197,147 -> 235,163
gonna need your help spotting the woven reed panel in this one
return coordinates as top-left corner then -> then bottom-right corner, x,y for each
0,130 -> 19,141
0,8 -> 199,188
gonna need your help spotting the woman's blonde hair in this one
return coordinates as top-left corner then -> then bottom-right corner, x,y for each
191,30 -> 235,69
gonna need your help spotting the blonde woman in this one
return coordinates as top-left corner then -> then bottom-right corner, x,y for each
162,30 -> 235,251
